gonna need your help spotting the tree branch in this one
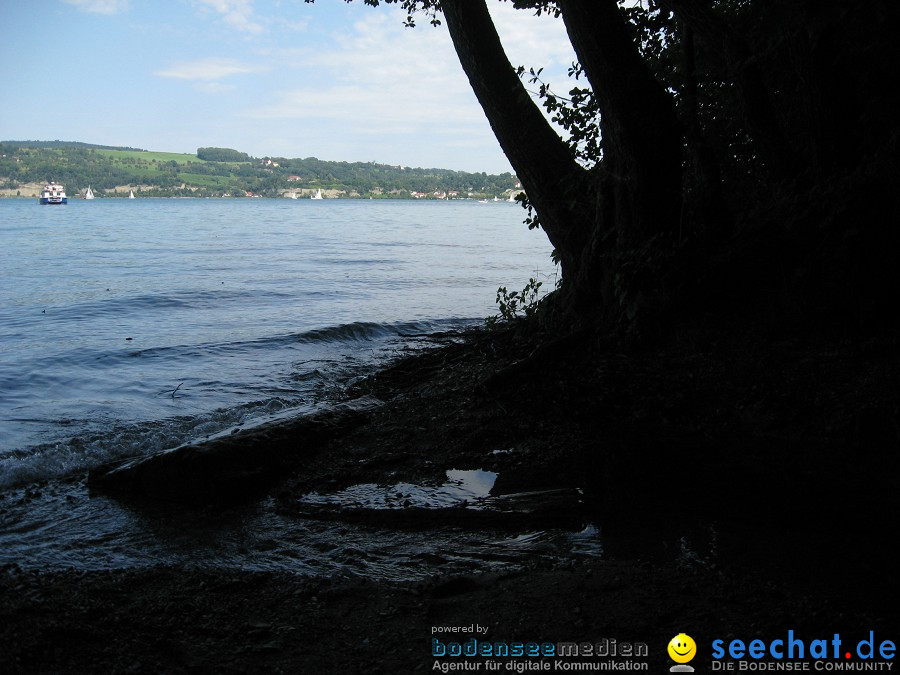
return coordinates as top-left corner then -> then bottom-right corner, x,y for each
558,0 -> 683,241
440,0 -> 593,275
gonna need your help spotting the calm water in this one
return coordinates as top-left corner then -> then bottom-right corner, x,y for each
0,198 -> 606,578
0,198 -> 553,488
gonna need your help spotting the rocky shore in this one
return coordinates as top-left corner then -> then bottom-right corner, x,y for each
2,323 -> 897,673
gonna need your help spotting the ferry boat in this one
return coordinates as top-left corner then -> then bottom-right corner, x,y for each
39,182 -> 67,205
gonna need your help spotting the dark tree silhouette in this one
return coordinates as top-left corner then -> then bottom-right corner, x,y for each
316,0 -> 900,334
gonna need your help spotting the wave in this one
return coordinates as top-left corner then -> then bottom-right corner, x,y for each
0,396 -> 309,490
4,317 -> 473,371
0,317 -> 478,490
125,317 -> 475,357
43,288 -> 296,322
291,318 -> 470,344
317,257 -> 398,266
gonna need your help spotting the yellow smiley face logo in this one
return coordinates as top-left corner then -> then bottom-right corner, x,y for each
668,633 -> 697,663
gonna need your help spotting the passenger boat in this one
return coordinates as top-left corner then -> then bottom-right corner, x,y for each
39,182 -> 67,205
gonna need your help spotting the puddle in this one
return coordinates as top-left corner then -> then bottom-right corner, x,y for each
1,471 -> 602,581
498,524 -> 604,560
567,523 -> 605,557
294,469 -> 588,536
300,469 -> 498,510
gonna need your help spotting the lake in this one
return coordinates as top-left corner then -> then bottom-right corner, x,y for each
0,197 -> 554,488
0,198 -> 603,578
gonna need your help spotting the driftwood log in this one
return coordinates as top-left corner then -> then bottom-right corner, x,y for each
87,396 -> 382,506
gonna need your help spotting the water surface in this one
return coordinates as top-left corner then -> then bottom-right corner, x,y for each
0,198 -> 602,579
0,198 -> 554,487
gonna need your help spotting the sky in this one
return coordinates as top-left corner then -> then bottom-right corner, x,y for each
0,0 -> 579,174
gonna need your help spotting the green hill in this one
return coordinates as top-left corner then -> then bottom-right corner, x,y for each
0,141 -> 519,199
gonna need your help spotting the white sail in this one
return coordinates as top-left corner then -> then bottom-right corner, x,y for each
311,189 -> 323,200
128,190 -> 135,199
84,186 -> 94,200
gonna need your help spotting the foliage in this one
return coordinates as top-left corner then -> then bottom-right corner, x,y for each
486,277 -> 545,326
196,147 -> 251,162
0,140 -> 146,152
517,65 -> 602,168
98,149 -> 208,164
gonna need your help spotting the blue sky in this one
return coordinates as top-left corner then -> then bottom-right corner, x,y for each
0,0 -> 578,173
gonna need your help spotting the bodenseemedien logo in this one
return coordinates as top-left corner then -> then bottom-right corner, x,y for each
669,633 -> 698,673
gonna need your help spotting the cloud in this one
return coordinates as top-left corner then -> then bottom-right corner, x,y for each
249,11 -> 471,117
193,81 -> 237,93
61,0 -> 129,14
245,85 -> 479,132
488,3 -> 577,76
155,57 -> 263,82
240,3 -> 577,170
246,5 -> 576,135
194,0 -> 264,35
272,17 -> 311,33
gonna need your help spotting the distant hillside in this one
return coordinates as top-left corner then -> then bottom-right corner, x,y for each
0,141 -> 520,199
3,140 -> 146,152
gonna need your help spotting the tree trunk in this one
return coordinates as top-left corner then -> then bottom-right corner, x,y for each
658,0 -> 797,180
559,0 -> 683,245
681,20 -> 729,237
440,0 -> 594,287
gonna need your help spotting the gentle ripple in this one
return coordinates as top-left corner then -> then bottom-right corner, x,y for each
0,197 -> 595,580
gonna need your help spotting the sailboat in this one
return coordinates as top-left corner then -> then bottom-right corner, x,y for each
128,189 -> 135,199
83,186 -> 95,200
310,188 -> 324,200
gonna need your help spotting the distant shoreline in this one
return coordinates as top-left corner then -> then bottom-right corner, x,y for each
1,142 -> 521,201
0,193 -> 513,201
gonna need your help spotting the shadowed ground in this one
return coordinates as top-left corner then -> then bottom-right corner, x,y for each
2,323 -> 897,673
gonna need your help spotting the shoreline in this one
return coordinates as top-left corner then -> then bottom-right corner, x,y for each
2,323 -> 897,671
0,193 -> 506,201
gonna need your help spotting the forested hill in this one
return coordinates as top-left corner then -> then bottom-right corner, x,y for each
0,141 -> 519,199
